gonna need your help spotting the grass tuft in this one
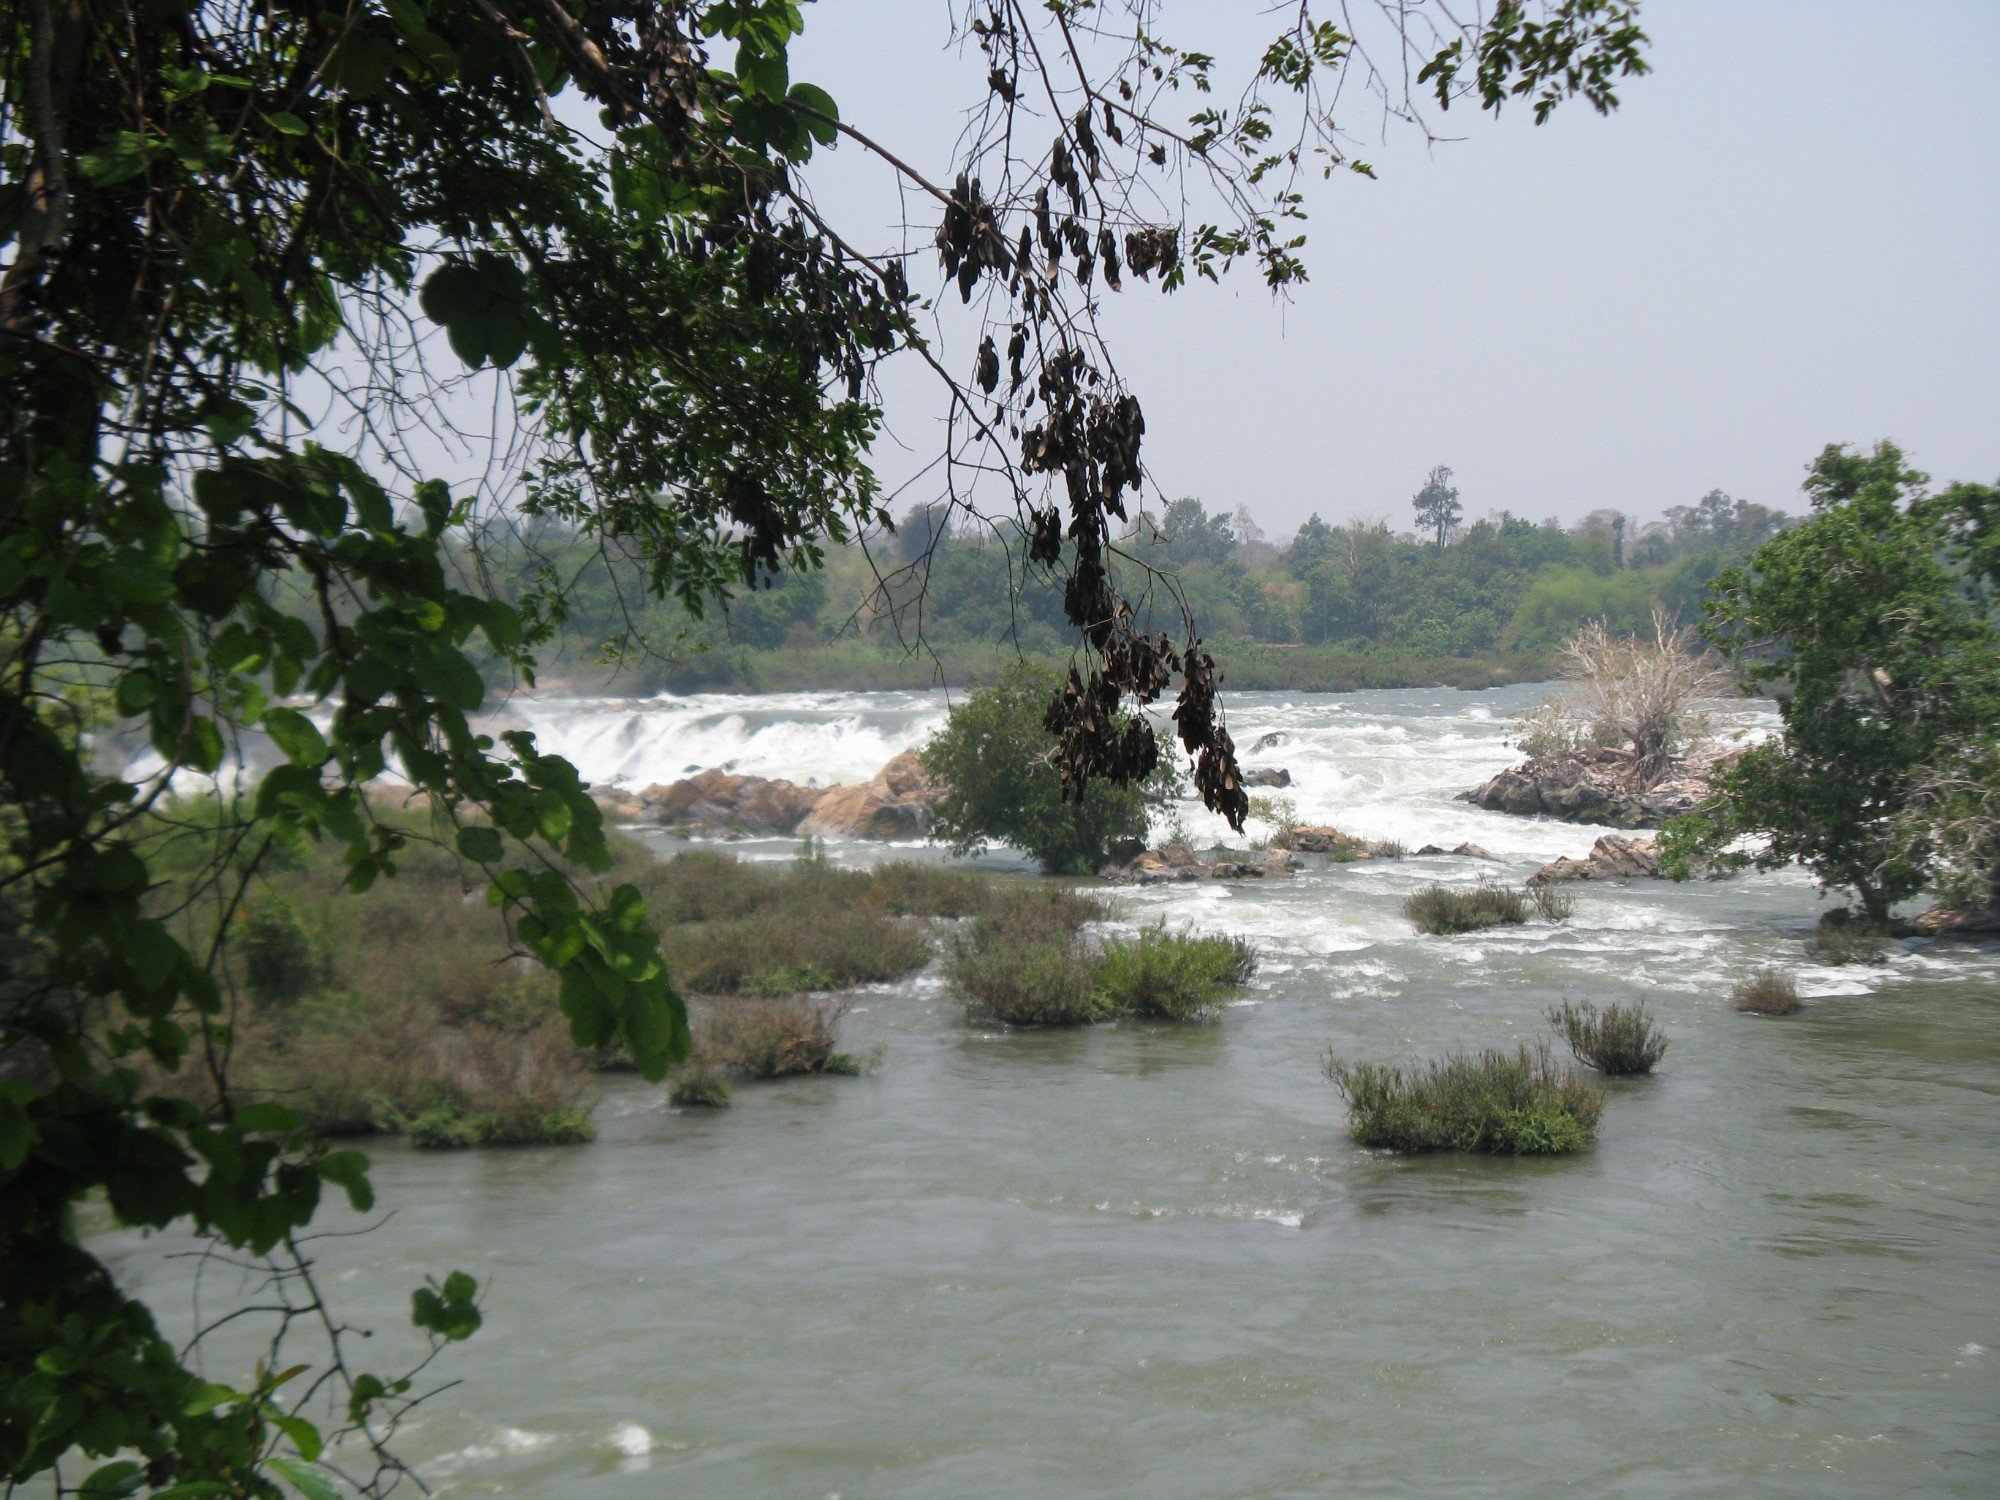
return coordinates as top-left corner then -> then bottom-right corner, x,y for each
1403,882 -> 1531,935
1529,882 -> 1575,922
669,1060 -> 733,1108
1812,910 -> 1890,966
701,995 -> 849,1078
1094,925 -> 1259,1021
1546,999 -> 1667,1074
1731,967 -> 1802,1015
1324,1042 -> 1604,1154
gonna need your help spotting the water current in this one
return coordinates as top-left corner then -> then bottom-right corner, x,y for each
92,685 -> 2000,1497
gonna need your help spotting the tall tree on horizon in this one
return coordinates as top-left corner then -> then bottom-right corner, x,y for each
1414,465 -> 1464,550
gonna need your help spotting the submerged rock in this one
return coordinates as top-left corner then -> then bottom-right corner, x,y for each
1414,842 -> 1494,859
1460,744 -> 1739,828
1243,766 -> 1292,787
1529,834 -> 1662,885
1100,845 -> 1294,883
1288,826 -> 1398,859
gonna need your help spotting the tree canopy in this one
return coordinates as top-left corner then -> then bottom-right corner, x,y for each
0,0 -> 1650,1491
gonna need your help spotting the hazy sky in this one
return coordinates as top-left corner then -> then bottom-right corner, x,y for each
790,1 -> 1999,539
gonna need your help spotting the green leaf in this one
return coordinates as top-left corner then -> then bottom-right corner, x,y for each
456,825 -> 505,862
411,1272 -> 481,1341
787,82 -> 839,145
264,706 -> 331,767
80,1461 -> 145,1499
271,1412 -> 324,1463
183,1381 -> 243,1416
233,1101 -> 302,1134
317,1149 -> 374,1212
265,110 -> 310,136
266,1455 -> 343,1500
78,133 -> 155,185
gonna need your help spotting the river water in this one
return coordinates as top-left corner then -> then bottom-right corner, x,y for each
95,685 -> 2000,1497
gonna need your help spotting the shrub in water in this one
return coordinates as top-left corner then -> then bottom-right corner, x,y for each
404,1103 -> 596,1149
1529,882 -> 1576,922
1323,1042 -> 1605,1154
1812,909 -> 1890,965
1403,882 -> 1531,935
947,924 -> 1103,1026
1731,967 -> 1802,1015
702,995 -> 848,1077
1546,999 -> 1667,1074
1095,924 -> 1258,1021
669,1060 -> 733,1108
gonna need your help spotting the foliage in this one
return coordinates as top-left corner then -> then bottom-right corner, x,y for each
1412,465 -> 1463,550
1730,968 -> 1802,1015
1660,443 -> 2000,919
1403,883 -> 1531,935
237,901 -> 328,1008
1513,613 -> 1733,781
1324,1042 -> 1605,1154
404,1103 -> 594,1150
0,0 -> 1650,1486
1093,925 -> 1259,1022
669,1061 -> 733,1109
923,661 -> 1153,875
699,996 -> 847,1079
1811,910 -> 1891,966
1528,882 -> 1576,922
945,892 -> 1107,1028
1546,1000 -> 1667,1074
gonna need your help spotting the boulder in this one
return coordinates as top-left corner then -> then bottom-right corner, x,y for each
1460,744 -> 1740,828
605,747 -> 942,840
1906,902 -> 2000,937
1413,842 -> 1494,858
1099,844 -> 1296,884
1289,825 -> 1398,859
798,750 -> 942,839
1529,834 -> 1661,886
1243,766 -> 1292,788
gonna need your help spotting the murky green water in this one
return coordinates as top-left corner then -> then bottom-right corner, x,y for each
94,689 -> 2000,1496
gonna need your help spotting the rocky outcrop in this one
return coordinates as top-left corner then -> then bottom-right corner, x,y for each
1529,834 -> 1662,885
798,750 -> 938,839
597,749 -> 941,839
1906,902 -> 2000,937
1414,842 -> 1494,859
1243,766 -> 1292,787
1289,826 -> 1398,859
1460,744 -> 1739,828
1100,845 -> 1295,883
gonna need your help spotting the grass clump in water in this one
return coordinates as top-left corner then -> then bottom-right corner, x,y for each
1811,909 -> 1891,965
1529,882 -> 1575,922
403,1100 -> 596,1150
668,1060 -> 732,1108
1546,999 -> 1667,1074
1323,1042 -> 1604,1154
1731,967 -> 1802,1015
701,995 -> 849,1078
1094,924 -> 1258,1021
1403,882 -> 1531,935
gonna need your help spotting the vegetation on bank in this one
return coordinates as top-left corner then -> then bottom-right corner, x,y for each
136,813 -> 1007,1142
1324,1043 -> 1607,1155
945,889 -> 1257,1026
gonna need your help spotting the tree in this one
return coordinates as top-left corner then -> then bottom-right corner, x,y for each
1413,465 -> 1463,550
922,662 -> 1151,876
1158,498 -> 1238,566
0,0 -> 1648,1490
1660,443 -> 2000,920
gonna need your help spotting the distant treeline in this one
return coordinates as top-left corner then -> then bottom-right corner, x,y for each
452,487 -> 1793,693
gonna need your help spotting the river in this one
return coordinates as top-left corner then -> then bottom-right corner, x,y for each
93,685 -> 2000,1497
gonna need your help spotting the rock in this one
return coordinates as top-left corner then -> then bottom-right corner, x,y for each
1243,766 -> 1292,787
609,748 -> 942,840
1289,825 -> 1398,859
1460,744 -> 1740,828
1415,841 -> 1495,858
1251,731 -> 1288,751
1906,902 -> 2000,936
1529,834 -> 1661,886
1098,843 -> 1296,884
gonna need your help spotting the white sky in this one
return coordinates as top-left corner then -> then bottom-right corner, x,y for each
790,0 -> 2000,538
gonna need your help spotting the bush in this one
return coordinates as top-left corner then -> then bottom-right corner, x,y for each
701,995 -> 848,1078
1731,967 -> 1802,1015
404,1103 -> 596,1149
669,1060 -> 733,1108
947,923 -> 1103,1026
236,901 -> 327,1006
1404,883 -> 1531,935
1094,924 -> 1257,1021
863,861 -> 993,917
1546,1000 -> 1668,1074
1324,1043 -> 1605,1154
1529,882 -> 1575,922
921,659 -> 1154,874
1812,909 -> 1891,965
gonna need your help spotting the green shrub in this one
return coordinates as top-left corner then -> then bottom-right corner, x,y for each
702,996 -> 848,1077
669,1061 -> 733,1108
1731,967 -> 1802,1015
237,901 -> 326,1006
1323,1043 -> 1605,1154
1403,882 -> 1531,935
1812,909 -> 1890,965
921,659 -> 1155,874
1094,924 -> 1258,1021
404,1104 -> 596,1149
947,924 -> 1103,1026
1546,999 -> 1667,1074
864,862 -> 993,917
